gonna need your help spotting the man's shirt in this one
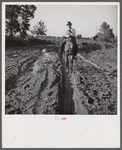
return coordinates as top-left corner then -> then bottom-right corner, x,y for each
65,28 -> 76,38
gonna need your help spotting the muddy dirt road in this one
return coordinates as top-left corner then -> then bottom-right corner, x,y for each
5,45 -> 117,114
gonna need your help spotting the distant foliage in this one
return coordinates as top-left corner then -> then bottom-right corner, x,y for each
99,21 -> 110,34
31,20 -> 47,37
77,34 -> 82,39
97,33 -> 110,42
92,35 -> 98,41
6,5 -> 37,38
6,36 -> 27,47
5,34 -> 53,47
97,21 -> 115,42
81,41 -> 102,53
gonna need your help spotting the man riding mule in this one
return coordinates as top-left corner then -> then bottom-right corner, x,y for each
59,21 -> 78,73
64,36 -> 74,73
60,21 -> 78,58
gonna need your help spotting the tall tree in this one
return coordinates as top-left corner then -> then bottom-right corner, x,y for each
98,21 -> 115,42
6,5 -> 21,37
31,20 -> 47,37
99,21 -> 110,34
6,5 -> 36,38
104,28 -> 114,39
19,5 -> 36,38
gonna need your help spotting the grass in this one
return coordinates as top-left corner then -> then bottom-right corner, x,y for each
77,40 -> 117,72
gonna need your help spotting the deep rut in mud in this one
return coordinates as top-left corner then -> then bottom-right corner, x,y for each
61,59 -> 74,114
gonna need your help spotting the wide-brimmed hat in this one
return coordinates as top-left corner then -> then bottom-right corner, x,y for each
66,21 -> 72,26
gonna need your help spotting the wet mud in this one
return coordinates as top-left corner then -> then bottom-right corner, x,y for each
5,46 -> 117,115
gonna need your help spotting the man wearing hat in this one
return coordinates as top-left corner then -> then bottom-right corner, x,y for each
60,21 -> 78,58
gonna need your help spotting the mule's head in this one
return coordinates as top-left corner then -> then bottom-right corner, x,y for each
64,40 -> 73,55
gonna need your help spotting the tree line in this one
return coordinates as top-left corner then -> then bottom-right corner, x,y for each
5,5 -> 116,44
6,5 -> 48,38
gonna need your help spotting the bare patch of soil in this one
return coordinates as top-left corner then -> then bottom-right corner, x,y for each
5,45 -> 117,115
70,56 -> 117,115
5,46 -> 63,114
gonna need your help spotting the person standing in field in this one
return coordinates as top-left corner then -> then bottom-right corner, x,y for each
60,21 -> 78,58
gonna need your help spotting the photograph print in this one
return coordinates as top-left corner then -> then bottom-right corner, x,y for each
4,3 -> 119,115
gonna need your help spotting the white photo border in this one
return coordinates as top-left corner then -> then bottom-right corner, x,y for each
2,2 -> 120,148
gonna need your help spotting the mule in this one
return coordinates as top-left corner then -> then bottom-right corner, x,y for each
64,37 -> 74,73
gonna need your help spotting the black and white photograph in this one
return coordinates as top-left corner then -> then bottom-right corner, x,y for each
4,3 -> 118,115
2,1 -> 120,148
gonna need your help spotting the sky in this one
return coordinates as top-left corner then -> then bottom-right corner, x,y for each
29,4 -> 118,37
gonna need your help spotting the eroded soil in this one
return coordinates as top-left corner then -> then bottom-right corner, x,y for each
5,45 -> 117,114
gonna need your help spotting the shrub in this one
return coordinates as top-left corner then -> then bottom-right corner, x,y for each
5,36 -> 53,47
79,41 -> 102,54
5,36 -> 27,47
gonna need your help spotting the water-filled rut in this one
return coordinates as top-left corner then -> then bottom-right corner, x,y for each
61,59 -> 74,114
